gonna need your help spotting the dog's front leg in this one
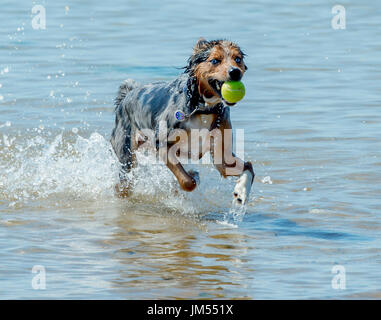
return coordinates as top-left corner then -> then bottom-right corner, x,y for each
211,120 -> 255,205
167,161 -> 199,192
162,145 -> 199,192
232,161 -> 254,205
214,157 -> 254,205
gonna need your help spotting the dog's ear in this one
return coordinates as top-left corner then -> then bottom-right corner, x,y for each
193,38 -> 209,53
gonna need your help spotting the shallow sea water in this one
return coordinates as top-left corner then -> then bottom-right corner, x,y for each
1,0 -> 381,299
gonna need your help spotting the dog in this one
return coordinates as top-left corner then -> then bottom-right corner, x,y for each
111,38 -> 254,205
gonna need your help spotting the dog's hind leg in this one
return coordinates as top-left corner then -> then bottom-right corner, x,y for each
111,108 -> 136,197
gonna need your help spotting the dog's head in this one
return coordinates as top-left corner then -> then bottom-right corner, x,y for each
185,38 -> 247,106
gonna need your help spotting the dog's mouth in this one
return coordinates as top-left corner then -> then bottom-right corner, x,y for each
209,79 -> 236,106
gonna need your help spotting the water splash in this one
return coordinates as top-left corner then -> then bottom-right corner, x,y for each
0,129 -> 237,216
0,131 -> 120,206
220,201 -> 247,226
125,150 -> 235,215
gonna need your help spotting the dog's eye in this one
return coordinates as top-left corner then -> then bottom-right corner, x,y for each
235,57 -> 242,63
210,59 -> 220,65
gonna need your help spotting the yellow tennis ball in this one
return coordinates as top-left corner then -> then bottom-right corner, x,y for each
221,81 -> 245,104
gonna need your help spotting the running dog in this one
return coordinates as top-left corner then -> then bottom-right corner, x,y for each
111,38 -> 254,205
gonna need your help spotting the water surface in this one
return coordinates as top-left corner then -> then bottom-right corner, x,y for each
1,0 -> 381,299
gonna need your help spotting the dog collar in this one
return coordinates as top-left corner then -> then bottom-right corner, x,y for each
174,103 -> 224,122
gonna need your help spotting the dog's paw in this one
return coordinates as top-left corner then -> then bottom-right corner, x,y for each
188,169 -> 200,186
232,170 -> 253,206
115,183 -> 131,198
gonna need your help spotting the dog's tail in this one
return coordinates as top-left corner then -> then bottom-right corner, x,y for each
115,79 -> 138,107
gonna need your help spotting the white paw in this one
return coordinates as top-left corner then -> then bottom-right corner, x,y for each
233,170 -> 253,206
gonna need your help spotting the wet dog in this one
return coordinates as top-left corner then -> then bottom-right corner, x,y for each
111,38 -> 254,205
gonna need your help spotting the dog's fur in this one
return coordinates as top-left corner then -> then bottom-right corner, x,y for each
111,39 -> 254,205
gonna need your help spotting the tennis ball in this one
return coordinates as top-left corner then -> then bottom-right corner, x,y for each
221,81 -> 245,104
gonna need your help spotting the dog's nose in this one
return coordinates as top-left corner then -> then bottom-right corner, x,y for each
229,67 -> 242,81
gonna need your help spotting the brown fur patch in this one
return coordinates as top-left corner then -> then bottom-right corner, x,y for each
193,40 -> 246,102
